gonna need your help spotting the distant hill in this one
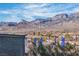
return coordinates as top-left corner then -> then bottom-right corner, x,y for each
0,12 -> 79,32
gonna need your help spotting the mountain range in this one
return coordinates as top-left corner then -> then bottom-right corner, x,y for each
0,12 -> 79,33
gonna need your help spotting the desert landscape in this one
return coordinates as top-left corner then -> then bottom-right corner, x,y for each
0,12 -> 79,56
0,3 -> 79,56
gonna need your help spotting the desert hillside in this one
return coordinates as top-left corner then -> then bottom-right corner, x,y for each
0,12 -> 79,34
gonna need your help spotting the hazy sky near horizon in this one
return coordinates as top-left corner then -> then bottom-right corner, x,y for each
0,3 -> 79,22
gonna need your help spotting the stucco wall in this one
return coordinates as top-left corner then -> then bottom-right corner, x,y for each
0,34 -> 25,56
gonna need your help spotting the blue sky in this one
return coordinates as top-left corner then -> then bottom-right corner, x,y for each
0,3 -> 79,22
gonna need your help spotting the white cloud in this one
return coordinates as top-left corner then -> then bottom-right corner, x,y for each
0,3 -> 79,22
24,3 -> 47,9
4,15 -> 21,22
